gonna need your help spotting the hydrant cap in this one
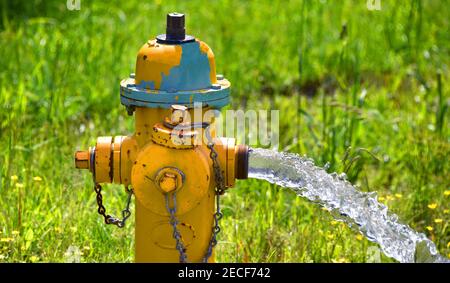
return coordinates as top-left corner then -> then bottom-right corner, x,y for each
120,13 -> 231,109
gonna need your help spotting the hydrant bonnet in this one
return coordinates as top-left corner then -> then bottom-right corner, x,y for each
120,13 -> 230,110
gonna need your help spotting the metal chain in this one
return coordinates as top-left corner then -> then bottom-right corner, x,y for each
202,188 -> 223,262
165,192 -> 188,263
202,125 -> 225,262
164,124 -> 225,263
93,183 -> 133,228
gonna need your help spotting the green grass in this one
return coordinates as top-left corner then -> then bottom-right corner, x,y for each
0,0 -> 448,262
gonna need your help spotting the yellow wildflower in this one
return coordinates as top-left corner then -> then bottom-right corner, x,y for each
434,219 -> 443,223
10,175 -> 18,181
395,193 -> 403,199
0,238 -> 14,242
55,227 -> 62,233
12,231 -> 19,236
386,195 -> 395,201
378,196 -> 385,201
444,209 -> 449,214
15,183 -> 24,188
30,256 -> 39,263
0,255 -> 5,260
33,176 -> 42,182
326,233 -> 335,240
425,226 -> 433,231
356,234 -> 364,241
83,246 -> 91,251
447,242 -> 450,248
332,257 -> 348,263
444,190 -> 450,196
331,220 -> 339,226
427,203 -> 438,210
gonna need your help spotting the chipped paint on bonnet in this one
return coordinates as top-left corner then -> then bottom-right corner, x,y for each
136,40 -> 215,92
135,39 -> 182,90
121,38 -> 230,109
159,41 -> 213,91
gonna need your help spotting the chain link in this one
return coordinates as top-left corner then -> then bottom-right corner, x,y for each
93,183 -> 133,228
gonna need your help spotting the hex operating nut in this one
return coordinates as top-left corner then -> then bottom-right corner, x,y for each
154,167 -> 185,194
158,172 -> 178,193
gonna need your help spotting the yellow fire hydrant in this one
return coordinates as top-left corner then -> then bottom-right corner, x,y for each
74,13 -> 249,263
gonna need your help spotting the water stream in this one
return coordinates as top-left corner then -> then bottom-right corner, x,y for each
248,148 -> 449,263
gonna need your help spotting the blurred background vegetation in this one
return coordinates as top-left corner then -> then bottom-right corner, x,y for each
0,0 -> 448,262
